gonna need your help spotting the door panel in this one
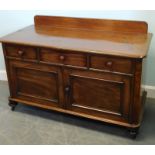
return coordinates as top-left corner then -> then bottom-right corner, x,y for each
9,60 -> 63,108
17,68 -> 58,102
64,69 -> 132,122
70,75 -> 124,116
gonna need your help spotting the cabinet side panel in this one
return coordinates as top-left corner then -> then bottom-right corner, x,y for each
132,59 -> 143,124
2,43 -> 12,97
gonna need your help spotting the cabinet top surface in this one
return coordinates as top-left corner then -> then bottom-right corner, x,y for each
0,16 -> 152,58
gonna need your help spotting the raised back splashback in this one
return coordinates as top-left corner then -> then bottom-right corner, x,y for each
34,15 -> 148,34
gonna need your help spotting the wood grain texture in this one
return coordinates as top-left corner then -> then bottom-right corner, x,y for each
90,55 -> 133,74
34,15 -> 148,34
0,16 -> 152,137
9,97 -> 140,128
40,47 -> 87,68
5,44 -> 37,60
0,16 -> 152,58
8,59 -> 64,108
63,68 -> 131,121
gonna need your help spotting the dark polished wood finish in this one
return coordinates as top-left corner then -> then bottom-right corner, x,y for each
34,15 -> 148,34
1,16 -> 152,58
0,15 -> 152,138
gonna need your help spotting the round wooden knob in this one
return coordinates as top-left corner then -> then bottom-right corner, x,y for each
106,61 -> 113,67
60,55 -> 65,60
65,87 -> 70,92
18,50 -> 24,56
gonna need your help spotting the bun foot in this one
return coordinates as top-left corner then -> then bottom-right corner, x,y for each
8,101 -> 18,111
129,130 -> 138,139
128,128 -> 139,139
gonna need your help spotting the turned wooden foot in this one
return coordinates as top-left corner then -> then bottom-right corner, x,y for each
8,100 -> 18,111
128,128 -> 139,139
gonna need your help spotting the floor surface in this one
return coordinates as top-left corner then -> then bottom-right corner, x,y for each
0,81 -> 155,145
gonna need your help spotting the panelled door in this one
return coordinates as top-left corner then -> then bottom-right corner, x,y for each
8,60 -> 64,108
63,68 -> 132,122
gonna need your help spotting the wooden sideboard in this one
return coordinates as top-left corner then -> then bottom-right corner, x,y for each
0,15 -> 152,138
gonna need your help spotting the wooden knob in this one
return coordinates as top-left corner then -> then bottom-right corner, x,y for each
65,86 -> 70,92
18,50 -> 24,56
60,55 -> 65,60
65,86 -> 70,95
106,61 -> 113,67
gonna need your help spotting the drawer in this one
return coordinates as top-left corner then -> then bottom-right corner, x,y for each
90,55 -> 133,74
5,44 -> 37,61
40,48 -> 87,68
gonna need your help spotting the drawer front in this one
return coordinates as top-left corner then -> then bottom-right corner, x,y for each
5,44 -> 37,60
40,48 -> 87,68
90,55 -> 133,74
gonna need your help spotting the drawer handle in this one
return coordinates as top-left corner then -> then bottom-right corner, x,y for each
65,86 -> 70,96
60,55 -> 65,60
18,50 -> 24,56
65,86 -> 70,93
106,61 -> 113,67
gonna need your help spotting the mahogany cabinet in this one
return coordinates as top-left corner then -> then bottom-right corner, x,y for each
0,15 -> 152,138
